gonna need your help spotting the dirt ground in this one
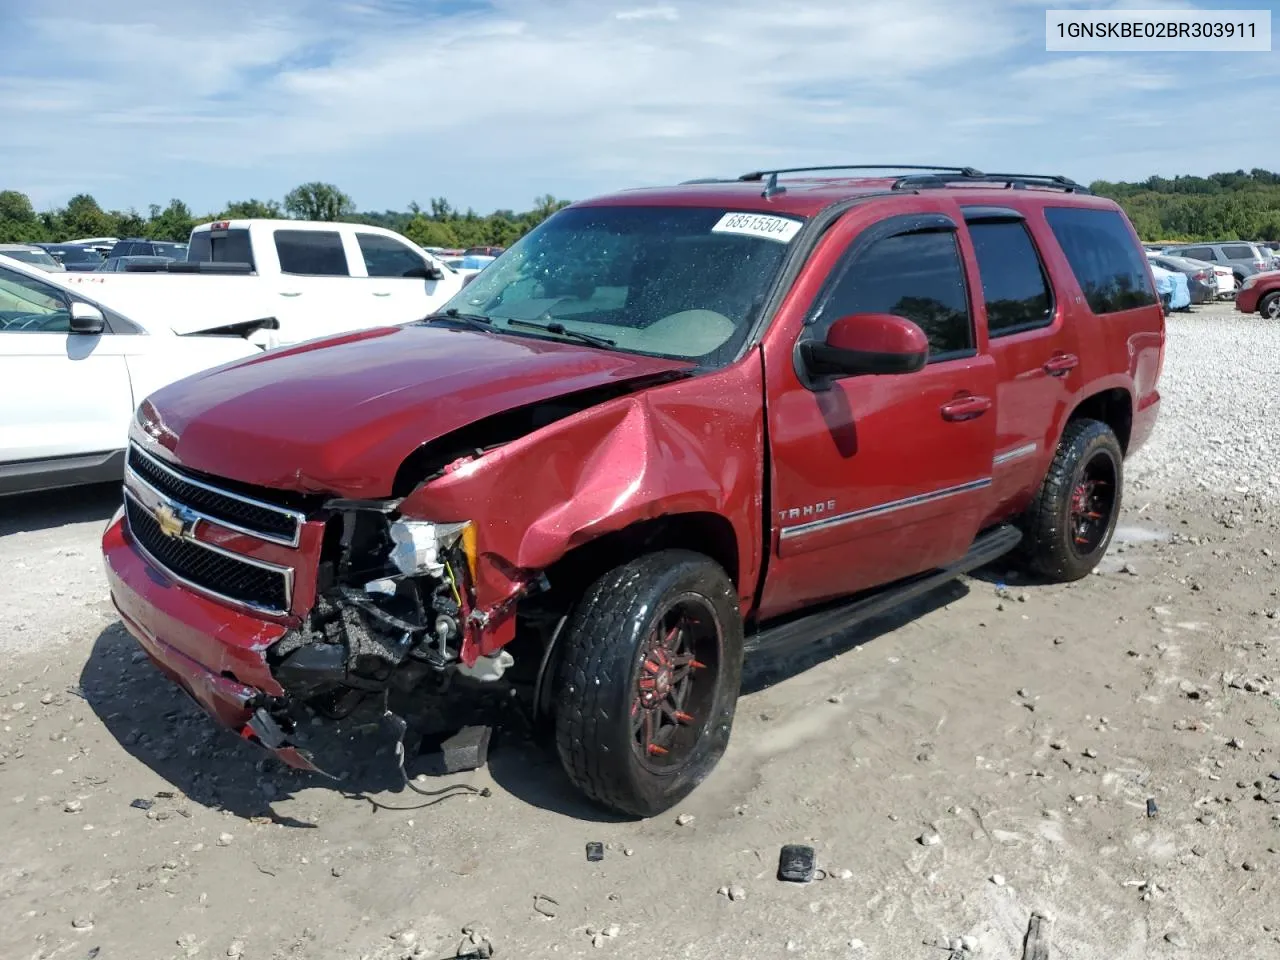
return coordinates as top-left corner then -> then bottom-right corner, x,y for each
3,310 -> 1280,960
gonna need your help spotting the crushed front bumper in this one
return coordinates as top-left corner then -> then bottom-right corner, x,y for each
103,511 -> 323,773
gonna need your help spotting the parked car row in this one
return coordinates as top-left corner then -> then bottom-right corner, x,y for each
1145,240 -> 1279,285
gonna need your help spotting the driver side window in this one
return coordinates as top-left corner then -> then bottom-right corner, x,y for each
0,266 -> 71,333
811,229 -> 975,361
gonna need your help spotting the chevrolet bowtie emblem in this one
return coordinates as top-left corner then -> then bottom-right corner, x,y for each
153,502 -> 192,539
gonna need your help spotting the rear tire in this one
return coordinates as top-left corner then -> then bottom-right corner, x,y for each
552,549 -> 743,818
1260,291 -> 1280,320
1019,419 -> 1123,583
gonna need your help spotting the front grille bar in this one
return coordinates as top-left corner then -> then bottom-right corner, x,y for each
127,442 -> 304,547
123,482 -> 294,617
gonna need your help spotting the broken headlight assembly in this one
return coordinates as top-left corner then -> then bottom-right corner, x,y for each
266,504 -> 481,711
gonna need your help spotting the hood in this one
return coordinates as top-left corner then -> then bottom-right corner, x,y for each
144,324 -> 693,497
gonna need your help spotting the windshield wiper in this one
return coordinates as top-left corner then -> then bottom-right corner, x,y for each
505,318 -> 616,348
420,308 -> 494,333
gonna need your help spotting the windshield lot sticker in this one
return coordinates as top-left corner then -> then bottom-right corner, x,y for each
712,213 -> 803,243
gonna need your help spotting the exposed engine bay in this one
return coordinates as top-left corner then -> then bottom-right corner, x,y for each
264,499 -> 538,723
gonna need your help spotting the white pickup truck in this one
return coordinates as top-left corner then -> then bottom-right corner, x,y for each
61,219 -> 466,348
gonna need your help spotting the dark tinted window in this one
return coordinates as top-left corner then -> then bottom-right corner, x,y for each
1222,244 -> 1257,259
813,229 -> 973,358
274,230 -> 348,276
1044,207 -> 1157,314
108,242 -> 136,258
187,229 -> 254,267
357,233 -> 427,278
151,242 -> 188,259
967,222 -> 1053,337
53,246 -> 101,265
1178,245 -> 1214,261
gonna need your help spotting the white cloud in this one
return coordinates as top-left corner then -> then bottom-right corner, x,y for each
0,0 -> 1274,213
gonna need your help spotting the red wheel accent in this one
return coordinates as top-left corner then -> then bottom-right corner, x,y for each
1068,453 -> 1117,555
630,602 -> 720,772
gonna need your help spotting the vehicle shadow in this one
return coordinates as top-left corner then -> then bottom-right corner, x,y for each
82,575 -> 987,826
79,622 -> 481,826
0,481 -> 122,536
488,577 -> 977,820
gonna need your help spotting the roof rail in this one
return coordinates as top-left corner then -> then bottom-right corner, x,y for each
892,172 -> 1090,194
738,165 -> 984,182
679,177 -> 736,184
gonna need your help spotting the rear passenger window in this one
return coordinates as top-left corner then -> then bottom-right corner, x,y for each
813,230 -> 973,360
1177,246 -> 1213,261
1044,207 -> 1157,314
274,230 -> 349,276
967,222 -> 1053,337
1222,244 -> 1256,259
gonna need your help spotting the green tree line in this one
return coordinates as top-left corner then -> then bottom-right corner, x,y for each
0,181 -> 571,249
1090,168 -> 1280,242
4,170 -> 1279,249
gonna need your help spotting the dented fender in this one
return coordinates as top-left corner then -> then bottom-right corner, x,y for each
398,353 -> 768,660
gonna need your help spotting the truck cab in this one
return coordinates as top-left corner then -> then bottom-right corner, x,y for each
64,219 -> 464,348
101,166 -> 1164,817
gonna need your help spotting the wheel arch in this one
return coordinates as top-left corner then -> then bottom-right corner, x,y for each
536,512 -> 741,614
1062,386 -> 1134,455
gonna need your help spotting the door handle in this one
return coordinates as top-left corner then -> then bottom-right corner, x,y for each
279,292 -> 302,298
372,291 -> 391,297
1043,353 -> 1078,376
940,395 -> 992,421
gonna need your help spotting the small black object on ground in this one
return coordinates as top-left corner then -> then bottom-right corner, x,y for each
777,844 -> 816,883
585,841 -> 604,862
1146,797 -> 1158,818
129,798 -> 154,811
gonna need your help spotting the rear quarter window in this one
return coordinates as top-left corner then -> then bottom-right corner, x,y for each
1043,207 -> 1157,314
1222,244 -> 1258,259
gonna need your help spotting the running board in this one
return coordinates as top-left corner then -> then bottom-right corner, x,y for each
744,523 -> 1022,657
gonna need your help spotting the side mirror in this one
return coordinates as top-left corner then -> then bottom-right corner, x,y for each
69,301 -> 105,334
410,262 -> 445,281
799,313 -> 928,382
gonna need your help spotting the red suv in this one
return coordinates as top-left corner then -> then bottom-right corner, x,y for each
1236,270 -> 1280,319
103,165 -> 1165,817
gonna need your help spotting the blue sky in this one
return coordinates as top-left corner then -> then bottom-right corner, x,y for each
0,0 -> 1276,216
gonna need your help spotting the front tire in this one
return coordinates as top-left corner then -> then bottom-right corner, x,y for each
1259,291 -> 1280,320
1019,419 -> 1123,583
552,550 -> 743,818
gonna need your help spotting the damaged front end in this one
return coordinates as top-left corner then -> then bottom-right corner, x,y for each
264,497 -> 538,732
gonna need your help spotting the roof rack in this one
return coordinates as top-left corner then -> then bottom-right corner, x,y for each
731,165 -> 1089,198
891,172 -> 1090,194
738,165 -> 984,200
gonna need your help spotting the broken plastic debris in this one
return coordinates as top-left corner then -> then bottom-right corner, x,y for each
777,844 -> 816,883
585,841 -> 604,862
130,798 -> 154,811
1147,797 -> 1158,818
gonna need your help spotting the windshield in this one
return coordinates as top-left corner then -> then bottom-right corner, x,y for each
4,249 -> 59,269
54,246 -> 102,264
438,205 -> 805,365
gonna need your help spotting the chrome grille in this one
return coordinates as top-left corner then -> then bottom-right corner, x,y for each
127,443 -> 303,547
124,492 -> 292,615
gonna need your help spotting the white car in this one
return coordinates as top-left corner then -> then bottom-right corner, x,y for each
62,219 -> 466,349
1212,265 -> 1236,298
0,254 -> 264,496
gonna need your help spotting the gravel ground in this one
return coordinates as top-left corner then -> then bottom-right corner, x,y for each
2,303 -> 1280,960
1127,302 -> 1280,501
